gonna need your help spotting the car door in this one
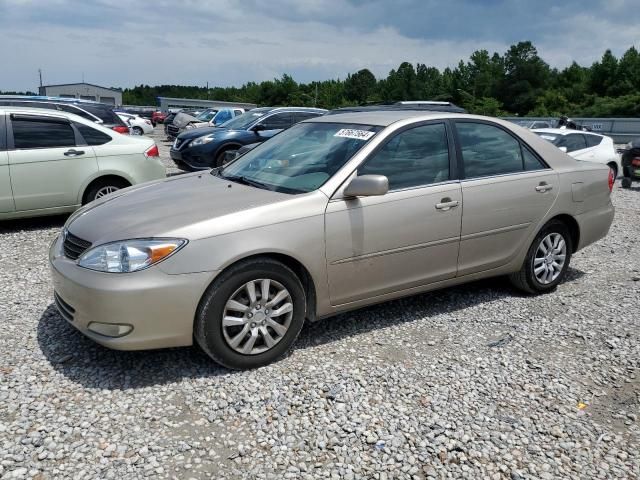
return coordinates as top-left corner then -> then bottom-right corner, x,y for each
7,113 -> 98,211
325,121 -> 462,305
0,114 -> 15,213
454,121 -> 558,276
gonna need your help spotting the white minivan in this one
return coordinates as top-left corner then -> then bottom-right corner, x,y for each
0,107 -> 166,220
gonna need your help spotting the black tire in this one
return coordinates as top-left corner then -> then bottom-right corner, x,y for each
621,177 -> 632,188
194,258 -> 306,370
509,220 -> 573,294
131,126 -> 143,136
214,146 -> 238,168
608,163 -> 618,179
83,178 -> 130,204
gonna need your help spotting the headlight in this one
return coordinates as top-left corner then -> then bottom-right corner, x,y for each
190,135 -> 215,147
77,239 -> 187,273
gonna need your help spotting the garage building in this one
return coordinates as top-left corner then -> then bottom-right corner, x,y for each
38,83 -> 122,106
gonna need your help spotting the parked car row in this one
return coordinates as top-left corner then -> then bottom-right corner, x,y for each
170,107 -> 327,169
0,95 -> 129,134
0,106 -> 165,220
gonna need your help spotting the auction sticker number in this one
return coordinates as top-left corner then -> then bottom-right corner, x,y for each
334,129 -> 375,141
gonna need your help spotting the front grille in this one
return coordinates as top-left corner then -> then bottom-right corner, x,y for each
63,231 -> 91,260
167,124 -> 180,137
54,292 -> 75,322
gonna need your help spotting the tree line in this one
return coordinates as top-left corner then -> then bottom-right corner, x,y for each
5,42 -> 640,117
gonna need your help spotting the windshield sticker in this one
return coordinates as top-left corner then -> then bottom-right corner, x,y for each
539,135 -> 556,141
334,129 -> 375,141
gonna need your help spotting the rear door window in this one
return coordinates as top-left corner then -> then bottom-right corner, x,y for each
261,113 -> 293,130
560,134 -> 587,153
11,116 -> 76,149
294,112 -> 323,123
456,122 -> 524,178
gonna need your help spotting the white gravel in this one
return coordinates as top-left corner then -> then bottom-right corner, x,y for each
0,128 -> 638,479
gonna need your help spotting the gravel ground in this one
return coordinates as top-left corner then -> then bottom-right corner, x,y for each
0,127 -> 639,479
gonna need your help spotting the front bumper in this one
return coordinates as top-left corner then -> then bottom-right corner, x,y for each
170,145 -> 214,170
49,234 -> 216,351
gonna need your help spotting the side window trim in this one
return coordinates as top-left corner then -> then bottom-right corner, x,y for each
356,120 -> 456,193
261,112 -> 293,130
0,114 -> 6,150
453,119 -> 551,181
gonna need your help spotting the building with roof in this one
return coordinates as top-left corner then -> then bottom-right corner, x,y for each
38,83 -> 122,105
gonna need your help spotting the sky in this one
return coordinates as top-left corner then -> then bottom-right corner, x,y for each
1,0 -> 639,91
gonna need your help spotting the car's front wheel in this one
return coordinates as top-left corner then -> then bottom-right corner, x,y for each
509,220 -> 573,294
195,258 -> 306,369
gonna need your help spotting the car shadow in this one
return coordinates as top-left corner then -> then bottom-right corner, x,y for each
0,214 -> 68,233
37,268 -> 586,389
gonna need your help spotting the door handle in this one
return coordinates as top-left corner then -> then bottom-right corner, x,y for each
435,198 -> 459,211
535,183 -> 553,193
64,149 -> 85,157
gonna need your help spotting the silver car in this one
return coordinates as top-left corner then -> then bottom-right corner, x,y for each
50,112 -> 615,369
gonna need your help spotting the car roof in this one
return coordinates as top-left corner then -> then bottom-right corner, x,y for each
0,105 -> 98,122
309,110 -> 468,126
533,128 -> 604,137
255,106 -> 327,113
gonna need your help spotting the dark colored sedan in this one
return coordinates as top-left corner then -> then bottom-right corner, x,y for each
170,107 -> 326,170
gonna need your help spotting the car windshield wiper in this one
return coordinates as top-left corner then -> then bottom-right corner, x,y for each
220,174 -> 273,191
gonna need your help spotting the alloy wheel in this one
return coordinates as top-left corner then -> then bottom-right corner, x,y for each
94,186 -> 120,199
533,233 -> 567,285
222,279 -> 293,355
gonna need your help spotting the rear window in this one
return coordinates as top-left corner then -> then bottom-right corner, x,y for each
57,104 -> 100,123
79,105 -> 124,126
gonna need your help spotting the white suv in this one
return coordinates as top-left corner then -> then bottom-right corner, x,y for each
0,107 -> 166,220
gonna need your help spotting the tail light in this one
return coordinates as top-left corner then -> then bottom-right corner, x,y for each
144,145 -> 159,158
608,168 -> 615,192
112,125 -> 129,134
632,157 -> 640,167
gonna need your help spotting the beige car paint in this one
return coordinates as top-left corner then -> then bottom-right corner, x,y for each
50,111 -> 615,352
0,107 -> 166,220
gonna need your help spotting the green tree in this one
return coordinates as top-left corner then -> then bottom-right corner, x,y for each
343,69 -> 377,104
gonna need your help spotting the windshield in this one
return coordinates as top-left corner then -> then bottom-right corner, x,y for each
196,110 -> 218,121
534,132 -> 561,144
216,122 -> 382,194
219,109 -> 271,130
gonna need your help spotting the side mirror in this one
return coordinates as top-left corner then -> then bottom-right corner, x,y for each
252,123 -> 266,133
559,146 -> 568,153
344,175 -> 389,198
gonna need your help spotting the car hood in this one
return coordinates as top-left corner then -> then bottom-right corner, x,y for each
66,172 -> 294,245
177,126 -> 235,140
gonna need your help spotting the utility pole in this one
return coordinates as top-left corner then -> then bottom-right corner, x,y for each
38,69 -> 43,88
314,83 -> 318,107
206,81 -> 209,100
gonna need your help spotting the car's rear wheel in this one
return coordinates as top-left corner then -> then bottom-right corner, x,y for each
509,220 -> 573,294
194,258 -> 306,369
131,126 -> 143,136
621,177 -> 632,188
84,178 -> 130,204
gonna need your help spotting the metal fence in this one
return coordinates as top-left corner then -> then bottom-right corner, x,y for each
502,117 -> 640,143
